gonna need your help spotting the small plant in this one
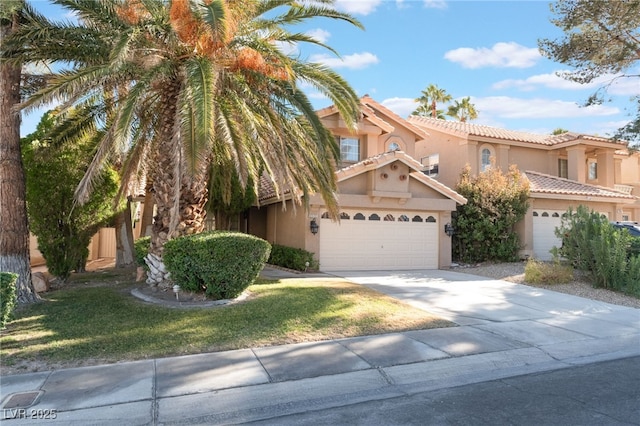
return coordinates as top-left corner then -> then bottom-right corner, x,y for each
268,244 -> 319,271
164,231 -> 271,300
134,237 -> 151,271
524,258 -> 573,285
0,273 -> 18,328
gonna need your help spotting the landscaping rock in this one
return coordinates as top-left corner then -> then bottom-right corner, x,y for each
32,272 -> 50,293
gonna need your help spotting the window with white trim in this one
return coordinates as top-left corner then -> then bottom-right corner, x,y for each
337,136 -> 360,162
421,154 -> 439,177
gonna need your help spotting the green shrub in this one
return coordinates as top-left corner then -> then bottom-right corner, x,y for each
268,244 -> 318,271
453,164 -> 529,263
134,237 -> 151,270
555,205 -> 639,294
164,231 -> 271,300
0,273 -> 18,329
524,259 -> 573,284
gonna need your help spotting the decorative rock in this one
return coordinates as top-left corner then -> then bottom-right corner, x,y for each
32,272 -> 50,293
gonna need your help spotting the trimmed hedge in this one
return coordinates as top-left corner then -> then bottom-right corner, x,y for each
134,236 -> 151,271
268,244 -> 318,271
163,231 -> 271,300
0,272 -> 17,329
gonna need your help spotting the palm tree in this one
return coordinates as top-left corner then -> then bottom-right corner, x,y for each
413,84 -> 451,118
0,0 -> 39,304
8,0 -> 362,285
446,97 -> 478,122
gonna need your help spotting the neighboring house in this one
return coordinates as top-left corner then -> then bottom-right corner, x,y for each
408,116 -> 639,260
247,96 -> 467,271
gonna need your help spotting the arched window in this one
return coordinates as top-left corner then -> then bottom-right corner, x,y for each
321,212 -> 330,219
412,215 -> 423,222
426,216 -> 436,223
384,214 -> 395,221
354,213 -> 365,220
369,213 -> 380,221
398,215 -> 409,222
481,148 -> 492,172
340,212 -> 350,220
479,144 -> 496,172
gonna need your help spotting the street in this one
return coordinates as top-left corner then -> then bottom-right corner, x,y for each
252,356 -> 640,425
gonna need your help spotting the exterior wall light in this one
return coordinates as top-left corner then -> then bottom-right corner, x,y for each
444,222 -> 455,237
310,218 -> 319,235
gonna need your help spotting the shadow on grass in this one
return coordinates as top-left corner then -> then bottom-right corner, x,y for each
1,279 -> 451,367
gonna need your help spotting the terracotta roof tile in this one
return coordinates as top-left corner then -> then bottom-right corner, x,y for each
524,171 -> 636,200
408,116 -> 626,147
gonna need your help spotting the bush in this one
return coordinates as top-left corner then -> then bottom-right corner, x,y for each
555,205 -> 639,293
453,164 -> 529,263
164,231 -> 271,300
134,237 -> 151,270
0,273 -> 18,329
268,244 -> 318,271
524,259 -> 573,284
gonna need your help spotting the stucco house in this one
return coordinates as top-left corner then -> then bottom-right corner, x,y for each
246,96 -> 467,271
408,115 -> 639,260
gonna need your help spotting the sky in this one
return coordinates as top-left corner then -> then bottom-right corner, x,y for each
20,0 -> 640,140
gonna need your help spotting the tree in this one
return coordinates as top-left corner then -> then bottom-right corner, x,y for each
446,97 -> 478,122
6,0 -> 362,285
207,161 -> 257,231
453,164 -> 530,263
538,0 -> 640,145
552,128 -> 569,135
22,111 -> 119,281
413,84 -> 451,119
0,0 -> 39,304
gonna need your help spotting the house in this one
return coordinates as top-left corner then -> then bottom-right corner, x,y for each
408,116 -> 639,260
247,96 -> 467,271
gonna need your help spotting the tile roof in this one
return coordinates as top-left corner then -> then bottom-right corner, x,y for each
258,151 -> 467,205
335,150 -> 466,205
360,96 -> 430,140
408,116 -> 627,147
524,171 -> 636,200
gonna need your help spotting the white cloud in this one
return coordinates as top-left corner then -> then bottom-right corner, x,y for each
306,28 -> 331,44
445,42 -> 541,69
310,52 -> 379,69
493,70 -> 640,96
335,0 -> 382,15
381,97 -> 418,118
423,0 -> 447,9
475,96 -> 619,119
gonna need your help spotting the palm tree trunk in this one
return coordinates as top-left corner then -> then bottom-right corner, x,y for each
0,13 -> 40,304
114,198 -> 135,268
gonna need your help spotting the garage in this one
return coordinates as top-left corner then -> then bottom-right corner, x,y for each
319,209 -> 439,271
532,210 -> 564,261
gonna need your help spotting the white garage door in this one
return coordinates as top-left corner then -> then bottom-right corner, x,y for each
319,210 -> 439,271
532,210 -> 564,261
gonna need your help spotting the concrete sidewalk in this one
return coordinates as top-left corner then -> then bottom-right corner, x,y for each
1,268 -> 639,425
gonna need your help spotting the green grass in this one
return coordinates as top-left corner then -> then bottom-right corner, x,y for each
0,269 -> 454,372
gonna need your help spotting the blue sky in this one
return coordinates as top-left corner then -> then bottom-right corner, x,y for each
21,0 -> 640,139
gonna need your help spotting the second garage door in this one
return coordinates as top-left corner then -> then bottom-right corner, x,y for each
319,210 -> 439,271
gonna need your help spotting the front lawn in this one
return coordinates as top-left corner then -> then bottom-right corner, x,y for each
0,268 -> 454,374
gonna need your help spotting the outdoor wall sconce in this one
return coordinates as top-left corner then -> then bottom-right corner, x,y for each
310,218 -> 319,235
444,222 -> 455,237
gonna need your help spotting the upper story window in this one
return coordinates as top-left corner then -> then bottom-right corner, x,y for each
388,142 -> 400,151
588,161 -> 598,180
337,136 -> 360,162
558,158 -> 568,179
421,154 -> 439,177
481,148 -> 492,172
